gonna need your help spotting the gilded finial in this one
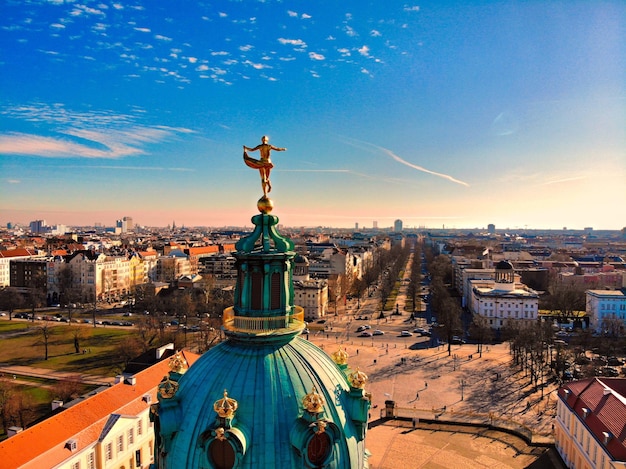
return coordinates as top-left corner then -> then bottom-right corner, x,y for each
331,348 -> 349,366
302,386 -> 325,414
168,351 -> 189,374
348,367 -> 368,389
214,389 -> 238,419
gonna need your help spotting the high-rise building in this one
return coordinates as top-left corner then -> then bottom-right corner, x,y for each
488,223 -> 496,234
29,219 -> 47,234
394,219 -> 403,232
373,221 -> 378,229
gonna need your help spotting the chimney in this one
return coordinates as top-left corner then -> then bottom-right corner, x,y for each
51,400 -> 64,411
7,426 -> 23,437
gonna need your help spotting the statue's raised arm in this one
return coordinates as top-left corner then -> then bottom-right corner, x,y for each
243,136 -> 286,196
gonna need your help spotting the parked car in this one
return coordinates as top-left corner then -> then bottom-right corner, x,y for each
373,330 -> 385,336
358,331 -> 373,337
400,331 -> 413,337
451,336 -> 466,345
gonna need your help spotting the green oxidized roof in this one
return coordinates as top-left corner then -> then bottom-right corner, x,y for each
160,337 -> 368,468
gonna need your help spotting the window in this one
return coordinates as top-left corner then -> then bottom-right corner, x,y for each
105,443 -> 113,460
87,452 -> 95,469
137,419 -> 143,435
71,462 -> 80,469
128,427 -> 134,445
117,434 -> 124,452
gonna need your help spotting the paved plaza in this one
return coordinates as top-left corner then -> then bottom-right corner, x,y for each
309,317 -> 562,468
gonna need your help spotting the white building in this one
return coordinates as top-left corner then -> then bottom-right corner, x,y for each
469,260 -> 539,330
293,254 -> 329,322
586,289 -> 626,332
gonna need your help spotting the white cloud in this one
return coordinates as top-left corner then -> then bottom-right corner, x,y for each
134,27 -> 151,33
239,45 -> 254,52
278,38 -> 307,47
287,10 -> 298,17
7,179 -> 21,184
196,64 -> 209,71
370,30 -> 381,37
211,51 -> 229,56
344,25 -> 357,37
188,57 -> 198,63
155,35 -> 173,42
301,13 -> 312,19
50,23 -> 65,30
337,48 -> 351,56
219,12 -> 227,18
309,52 -> 325,61
244,60 -> 270,70
358,45 -> 370,57
403,6 -> 420,12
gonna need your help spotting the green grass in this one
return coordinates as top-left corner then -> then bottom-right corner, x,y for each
0,323 -> 135,376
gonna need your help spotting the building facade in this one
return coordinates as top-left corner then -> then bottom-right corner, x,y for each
555,378 -> 626,469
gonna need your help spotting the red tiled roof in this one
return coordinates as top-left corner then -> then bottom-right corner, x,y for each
559,377 -> 626,461
0,249 -> 38,259
186,246 -> 219,255
0,351 -> 199,469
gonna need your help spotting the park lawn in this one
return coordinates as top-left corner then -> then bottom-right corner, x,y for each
0,323 -> 135,377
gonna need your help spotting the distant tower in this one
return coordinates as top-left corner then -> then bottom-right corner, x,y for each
394,219 -> 403,232
373,221 -> 378,230
487,223 -> 495,234
355,222 -> 359,230
29,220 -> 47,234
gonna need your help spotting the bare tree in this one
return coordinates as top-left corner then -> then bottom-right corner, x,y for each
51,375 -> 83,402
37,324 -> 53,360
0,287 -> 24,320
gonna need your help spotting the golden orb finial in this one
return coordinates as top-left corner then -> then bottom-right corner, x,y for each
257,195 -> 274,214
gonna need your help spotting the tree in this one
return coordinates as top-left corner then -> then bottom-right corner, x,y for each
51,375 -> 83,402
113,337 -> 145,373
543,279 -> 586,325
469,314 -> 493,358
71,326 -> 90,354
0,287 -> 24,320
25,287 -> 46,322
36,324 -> 53,360
437,297 -> 463,356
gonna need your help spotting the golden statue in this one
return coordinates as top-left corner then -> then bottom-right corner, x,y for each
243,136 -> 286,196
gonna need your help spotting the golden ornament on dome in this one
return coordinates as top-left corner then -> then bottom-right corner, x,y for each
348,367 -> 368,389
302,386 -> 325,414
214,390 -> 238,419
331,348 -> 349,366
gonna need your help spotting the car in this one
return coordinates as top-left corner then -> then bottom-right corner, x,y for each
358,331 -> 373,337
451,336 -> 466,345
400,331 -> 413,337
0,312 -> 6,317
363,325 -> 371,330
356,326 -> 366,332
123,312 -> 133,317
373,330 -> 384,336
413,327 -> 427,334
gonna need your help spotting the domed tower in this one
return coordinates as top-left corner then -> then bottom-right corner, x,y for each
151,145 -> 370,468
494,260 -> 515,292
293,253 -> 310,281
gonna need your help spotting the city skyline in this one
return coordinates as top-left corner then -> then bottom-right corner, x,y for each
1,2 -> 625,230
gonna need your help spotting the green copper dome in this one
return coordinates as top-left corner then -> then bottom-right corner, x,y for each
155,337 -> 369,468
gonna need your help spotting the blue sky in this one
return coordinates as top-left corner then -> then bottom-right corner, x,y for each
1,1 -> 624,230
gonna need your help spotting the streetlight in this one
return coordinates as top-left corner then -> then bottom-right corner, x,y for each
460,379 -> 466,401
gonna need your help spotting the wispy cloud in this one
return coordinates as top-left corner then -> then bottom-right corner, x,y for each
540,175 -> 586,186
0,104 -> 194,159
343,137 -> 470,187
